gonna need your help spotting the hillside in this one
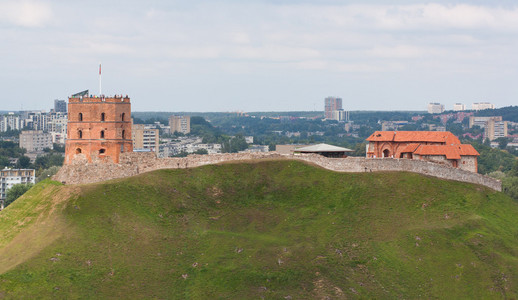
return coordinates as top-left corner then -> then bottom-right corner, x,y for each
1,160 -> 517,298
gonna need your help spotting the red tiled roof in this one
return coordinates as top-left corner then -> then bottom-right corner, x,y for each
413,144 -> 479,159
366,131 -> 461,145
399,143 -> 420,153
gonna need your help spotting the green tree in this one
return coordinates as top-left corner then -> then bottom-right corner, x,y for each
222,134 -> 248,153
36,166 -> 61,183
502,177 -> 518,202
5,183 -> 33,207
194,149 -> 208,155
495,137 -> 510,150
509,160 -> 518,177
34,153 -> 64,170
0,155 -> 10,168
17,155 -> 31,169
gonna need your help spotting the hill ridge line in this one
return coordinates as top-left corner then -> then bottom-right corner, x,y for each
53,152 -> 501,191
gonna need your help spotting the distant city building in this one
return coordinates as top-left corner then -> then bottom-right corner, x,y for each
0,113 -> 24,132
158,136 -> 221,157
486,120 -> 508,141
332,109 -> 349,122
324,97 -> 342,119
472,102 -> 495,111
381,121 -> 409,131
54,99 -> 67,113
47,112 -> 68,144
169,116 -> 190,134
453,103 -> 466,111
427,103 -> 444,114
19,130 -> 53,152
22,111 -> 48,131
469,116 -> 502,128
468,116 -> 507,141
132,124 -> 159,153
0,168 -> 35,210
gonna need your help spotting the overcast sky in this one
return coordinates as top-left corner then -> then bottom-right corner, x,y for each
1,0 -> 517,112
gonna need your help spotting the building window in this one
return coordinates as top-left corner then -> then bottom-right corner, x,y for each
121,113 -> 125,121
100,130 -> 105,139
99,149 -> 106,154
101,113 -> 105,121
122,130 -> 126,139
78,130 -> 83,139
79,113 -> 83,121
76,148 -> 82,154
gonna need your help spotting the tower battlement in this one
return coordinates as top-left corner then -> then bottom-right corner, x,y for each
65,95 -> 132,164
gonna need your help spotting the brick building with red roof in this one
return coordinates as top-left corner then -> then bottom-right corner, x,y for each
366,131 -> 479,172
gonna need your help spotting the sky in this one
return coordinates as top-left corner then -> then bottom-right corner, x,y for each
1,0 -> 517,112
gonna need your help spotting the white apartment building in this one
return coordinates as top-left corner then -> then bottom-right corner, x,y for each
169,116 -> 190,134
0,113 -> 24,132
19,130 -> 53,152
0,168 -> 35,209
469,116 -> 507,141
472,102 -> 495,111
47,112 -> 68,144
132,124 -> 160,153
453,103 -> 466,111
427,103 -> 444,114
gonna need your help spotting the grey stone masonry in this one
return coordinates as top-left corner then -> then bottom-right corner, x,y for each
53,152 -> 502,191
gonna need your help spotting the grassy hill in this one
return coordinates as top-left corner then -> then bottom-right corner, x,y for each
0,160 -> 517,299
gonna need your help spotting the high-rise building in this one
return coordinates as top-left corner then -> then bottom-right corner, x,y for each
472,102 -> 495,111
0,113 -> 24,132
0,168 -> 35,210
486,120 -> 508,141
169,116 -> 190,134
19,130 -> 53,152
453,103 -> 465,111
468,116 -> 507,141
54,99 -> 67,113
132,123 -> 159,153
427,103 -> 444,114
47,112 -> 68,144
324,97 -> 342,119
65,95 -> 133,164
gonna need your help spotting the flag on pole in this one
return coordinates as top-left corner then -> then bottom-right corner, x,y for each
99,64 -> 101,75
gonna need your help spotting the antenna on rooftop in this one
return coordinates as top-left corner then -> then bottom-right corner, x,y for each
99,63 -> 102,96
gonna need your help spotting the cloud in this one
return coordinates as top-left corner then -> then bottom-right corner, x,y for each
0,1 -> 53,27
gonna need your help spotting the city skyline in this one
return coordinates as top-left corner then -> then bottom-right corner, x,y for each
1,0 -> 518,112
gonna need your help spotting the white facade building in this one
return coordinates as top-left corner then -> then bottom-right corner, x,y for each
0,168 -> 35,209
19,130 -> 53,152
427,103 -> 445,114
453,103 -> 466,111
0,113 -> 24,132
472,102 -> 495,111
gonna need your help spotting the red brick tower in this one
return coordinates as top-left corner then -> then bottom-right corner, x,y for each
65,94 -> 132,164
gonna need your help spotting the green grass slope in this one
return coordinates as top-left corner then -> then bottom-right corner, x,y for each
1,160 -> 518,299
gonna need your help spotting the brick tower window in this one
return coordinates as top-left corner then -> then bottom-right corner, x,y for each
101,112 -> 105,121
78,130 -> 83,139
99,149 -> 106,154
76,148 -> 82,154
100,130 -> 105,139
122,130 -> 126,139
79,113 -> 83,121
122,113 -> 125,121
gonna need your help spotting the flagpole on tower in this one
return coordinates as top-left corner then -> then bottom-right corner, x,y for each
99,63 -> 102,96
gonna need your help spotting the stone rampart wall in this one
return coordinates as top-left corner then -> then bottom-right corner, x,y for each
53,152 -> 502,191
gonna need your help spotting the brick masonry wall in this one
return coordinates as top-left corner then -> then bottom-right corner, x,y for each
53,152 -> 502,191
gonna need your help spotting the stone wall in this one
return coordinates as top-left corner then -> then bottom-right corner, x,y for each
53,152 -> 502,191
